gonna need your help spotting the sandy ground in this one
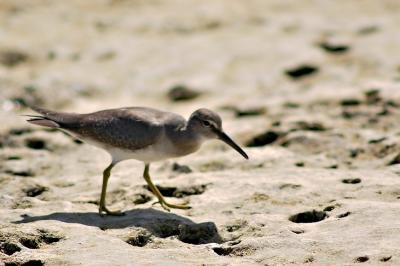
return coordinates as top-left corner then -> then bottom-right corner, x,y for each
1,0 -> 400,265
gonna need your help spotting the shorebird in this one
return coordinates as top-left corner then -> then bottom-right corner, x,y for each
26,106 -> 248,215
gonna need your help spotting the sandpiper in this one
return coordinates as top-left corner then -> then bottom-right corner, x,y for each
26,106 -> 248,216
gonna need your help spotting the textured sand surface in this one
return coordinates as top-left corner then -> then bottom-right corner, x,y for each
1,1 -> 400,265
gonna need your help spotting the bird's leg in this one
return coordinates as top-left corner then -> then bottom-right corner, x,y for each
99,163 -> 125,216
143,163 -> 191,211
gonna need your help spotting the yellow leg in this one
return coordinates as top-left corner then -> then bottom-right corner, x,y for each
99,163 -> 124,216
143,163 -> 191,211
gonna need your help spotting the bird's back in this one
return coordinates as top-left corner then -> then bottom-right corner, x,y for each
29,106 -> 187,152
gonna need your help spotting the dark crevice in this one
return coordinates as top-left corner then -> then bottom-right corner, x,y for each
342,178 -> 361,184
289,210 -> 327,223
0,242 -> 21,255
246,131 -> 281,147
285,65 -> 319,79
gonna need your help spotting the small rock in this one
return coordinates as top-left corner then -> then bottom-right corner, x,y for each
167,85 -> 200,101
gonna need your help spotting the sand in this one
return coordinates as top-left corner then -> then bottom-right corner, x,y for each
1,0 -> 400,265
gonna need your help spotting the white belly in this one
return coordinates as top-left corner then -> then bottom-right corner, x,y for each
107,145 -> 176,163
62,129 -> 194,164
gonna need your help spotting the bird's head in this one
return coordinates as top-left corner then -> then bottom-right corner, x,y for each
188,108 -> 248,159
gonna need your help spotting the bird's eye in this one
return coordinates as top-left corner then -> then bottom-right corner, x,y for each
203,120 -> 211,127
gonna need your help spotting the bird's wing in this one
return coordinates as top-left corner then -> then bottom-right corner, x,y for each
73,107 -> 166,151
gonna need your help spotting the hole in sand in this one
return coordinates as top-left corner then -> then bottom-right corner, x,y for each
290,229 -> 305,234
172,162 -> 192,174
0,50 -> 29,67
132,193 -> 152,205
7,156 -> 22,160
342,178 -> 361,184
279,183 -> 302,190
5,263 -> 19,266
212,246 -> 233,256
145,184 -> 207,198
323,206 -> 335,212
222,105 -> 266,117
126,232 -> 151,247
146,185 -> 176,197
380,256 -> 392,262
8,128 -> 33,136
6,169 -> 34,177
174,184 -> 207,198
38,229 -> 63,244
0,242 -> 21,255
25,139 -> 46,150
20,237 -> 40,249
319,42 -> 349,54
246,130 -> 281,147
289,210 -> 327,223
293,121 -> 326,131
167,85 -> 200,102
304,256 -> 315,263
178,222 -> 221,245
355,256 -> 369,263
341,99 -> 361,106
24,186 -> 48,197
337,212 -> 351,218
22,260 -> 44,266
285,64 -> 319,79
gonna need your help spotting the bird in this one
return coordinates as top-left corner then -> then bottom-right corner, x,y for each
26,106 -> 249,216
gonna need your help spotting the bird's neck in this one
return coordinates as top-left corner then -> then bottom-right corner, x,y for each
168,123 -> 204,156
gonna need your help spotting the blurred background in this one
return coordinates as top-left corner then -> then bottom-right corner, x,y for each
1,0 -> 400,117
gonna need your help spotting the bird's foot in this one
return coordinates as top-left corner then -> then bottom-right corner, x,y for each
99,206 -> 125,216
153,200 -> 191,212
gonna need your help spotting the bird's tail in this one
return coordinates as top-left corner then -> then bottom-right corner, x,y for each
24,106 -> 62,128
26,116 -> 60,128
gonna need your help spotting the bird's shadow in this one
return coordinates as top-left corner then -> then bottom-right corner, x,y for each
13,208 -> 223,244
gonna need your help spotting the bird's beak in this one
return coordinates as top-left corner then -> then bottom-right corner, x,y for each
215,129 -> 249,159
